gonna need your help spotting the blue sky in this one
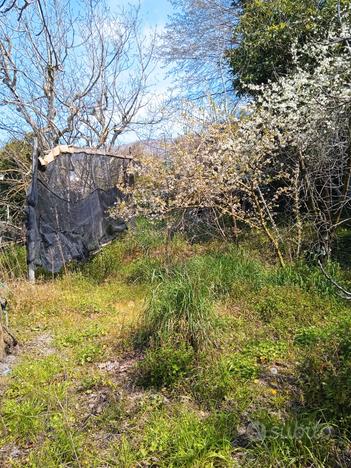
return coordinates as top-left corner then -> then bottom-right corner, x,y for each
107,0 -> 177,142
0,0 -> 176,146
109,0 -> 173,28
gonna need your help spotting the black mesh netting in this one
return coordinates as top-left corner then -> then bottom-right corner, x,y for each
26,151 -> 130,273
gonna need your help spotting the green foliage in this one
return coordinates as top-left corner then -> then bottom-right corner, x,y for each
2,221 -> 351,466
56,323 -> 106,348
190,357 -> 236,407
125,218 -> 166,256
255,286 -> 311,323
78,371 -> 107,392
244,339 -> 288,364
125,257 -> 166,284
225,353 -> 259,380
79,240 -> 127,283
5,355 -> 65,398
76,219 -> 166,283
271,261 -> 343,297
298,317 -> 351,429
137,342 -> 194,389
2,398 -> 46,442
26,413 -> 83,467
294,325 -> 329,347
56,324 -> 106,364
190,353 -> 259,409
76,343 -> 104,365
186,248 -> 266,297
228,0 -> 347,93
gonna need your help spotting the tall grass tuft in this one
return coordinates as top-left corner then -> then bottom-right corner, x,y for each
270,261 -> 345,298
138,270 -> 217,350
186,248 -> 266,297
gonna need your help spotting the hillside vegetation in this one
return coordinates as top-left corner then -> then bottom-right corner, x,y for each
0,221 -> 350,467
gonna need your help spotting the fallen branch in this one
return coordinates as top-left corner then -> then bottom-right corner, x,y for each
317,259 -> 351,300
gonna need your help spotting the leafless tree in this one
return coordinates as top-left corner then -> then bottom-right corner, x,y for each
159,0 -> 239,103
0,0 -> 157,152
0,0 -> 32,19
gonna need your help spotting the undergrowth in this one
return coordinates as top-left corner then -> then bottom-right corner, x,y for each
0,221 -> 351,466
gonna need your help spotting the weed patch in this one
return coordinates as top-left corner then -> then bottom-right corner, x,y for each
137,342 -> 194,389
298,317 -> 351,430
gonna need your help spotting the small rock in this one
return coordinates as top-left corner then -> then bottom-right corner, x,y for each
270,367 -> 278,376
0,363 -> 11,375
322,426 -> 334,437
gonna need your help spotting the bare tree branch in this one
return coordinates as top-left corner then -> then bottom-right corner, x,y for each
0,0 -> 157,151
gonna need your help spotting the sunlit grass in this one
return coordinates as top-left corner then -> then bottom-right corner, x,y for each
0,224 -> 350,466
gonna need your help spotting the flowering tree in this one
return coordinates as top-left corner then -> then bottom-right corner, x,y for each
123,15 -> 351,265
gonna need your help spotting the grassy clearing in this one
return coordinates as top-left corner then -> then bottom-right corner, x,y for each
0,221 -> 350,466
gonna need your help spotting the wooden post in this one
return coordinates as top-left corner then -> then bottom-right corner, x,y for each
27,138 -> 39,284
28,264 -> 35,283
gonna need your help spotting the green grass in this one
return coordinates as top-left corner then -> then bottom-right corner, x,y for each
137,269 -> 218,350
1,356 -> 70,443
1,223 -> 351,466
297,316 -> 351,430
243,413 -> 348,468
111,404 -> 236,467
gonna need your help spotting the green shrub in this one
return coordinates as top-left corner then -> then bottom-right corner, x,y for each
137,342 -> 194,389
